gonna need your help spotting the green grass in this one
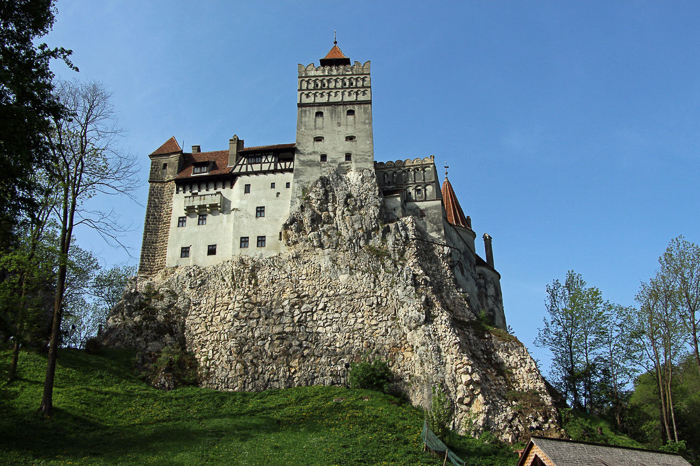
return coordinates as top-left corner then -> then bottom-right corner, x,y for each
0,349 -> 518,465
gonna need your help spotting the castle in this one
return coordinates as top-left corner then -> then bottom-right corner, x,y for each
138,42 -> 506,329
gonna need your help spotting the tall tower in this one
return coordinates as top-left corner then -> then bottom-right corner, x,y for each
291,41 -> 373,208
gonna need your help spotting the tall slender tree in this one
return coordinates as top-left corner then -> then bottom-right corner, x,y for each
659,235 -> 700,376
39,80 -> 137,416
535,271 -> 606,410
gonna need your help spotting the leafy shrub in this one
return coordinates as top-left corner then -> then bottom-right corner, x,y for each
348,359 -> 392,393
141,345 -> 199,390
84,337 -> 103,354
426,385 -> 452,439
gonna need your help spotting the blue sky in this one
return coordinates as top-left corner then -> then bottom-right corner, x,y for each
44,1 -> 700,370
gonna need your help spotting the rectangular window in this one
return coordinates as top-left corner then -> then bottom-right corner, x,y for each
162,163 -> 168,170
257,236 -> 266,247
240,237 -> 249,248
270,182 -> 275,189
286,182 -> 290,188
345,135 -> 356,141
177,216 -> 186,227
193,164 -> 208,174
180,246 -> 190,258
244,184 -> 251,194
320,154 -> 327,162
256,206 -> 265,218
198,214 -> 207,225
345,153 -> 352,162
207,244 -> 217,256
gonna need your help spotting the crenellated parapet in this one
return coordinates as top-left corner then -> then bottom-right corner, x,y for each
297,61 -> 371,106
375,156 -> 441,202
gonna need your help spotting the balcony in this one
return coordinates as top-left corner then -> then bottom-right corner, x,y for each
184,192 -> 222,214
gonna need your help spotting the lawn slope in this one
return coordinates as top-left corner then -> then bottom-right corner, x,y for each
0,349 -> 516,465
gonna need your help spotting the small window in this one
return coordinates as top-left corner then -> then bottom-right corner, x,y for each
180,247 -> 190,258
244,184 -> 251,194
345,153 -> 352,162
193,164 -> 208,174
249,155 -> 262,163
257,236 -> 266,247
279,231 -> 282,240
198,214 -> 207,225
320,154 -> 327,162
162,163 -> 168,170
270,182 -> 275,189
256,206 -> 265,218
345,136 -> 356,141
314,136 -> 324,142
286,182 -> 290,188
347,109 -> 355,116
207,244 -> 217,256
177,216 -> 186,227
240,237 -> 249,248
315,111 -> 323,118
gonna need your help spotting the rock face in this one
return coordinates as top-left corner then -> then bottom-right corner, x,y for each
104,169 -> 562,443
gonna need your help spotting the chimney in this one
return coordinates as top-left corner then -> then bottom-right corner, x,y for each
228,134 -> 244,166
191,145 -> 201,154
483,233 -> 494,268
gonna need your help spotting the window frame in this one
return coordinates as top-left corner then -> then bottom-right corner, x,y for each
180,246 -> 190,258
240,237 -> 249,248
244,184 -> 251,194
198,214 -> 207,225
177,216 -> 186,227
207,244 -> 217,256
256,206 -> 265,218
257,236 -> 266,247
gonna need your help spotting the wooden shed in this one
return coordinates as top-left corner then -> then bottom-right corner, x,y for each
517,436 -> 691,466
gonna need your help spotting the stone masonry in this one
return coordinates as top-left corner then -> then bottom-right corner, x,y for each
106,168 -> 563,443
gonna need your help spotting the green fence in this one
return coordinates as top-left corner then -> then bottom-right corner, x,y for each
421,420 -> 466,466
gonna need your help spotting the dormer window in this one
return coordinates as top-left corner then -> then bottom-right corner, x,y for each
347,109 -> 355,116
315,111 -> 324,118
192,163 -> 209,174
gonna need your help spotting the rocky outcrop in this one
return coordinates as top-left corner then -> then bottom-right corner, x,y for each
104,168 -> 562,443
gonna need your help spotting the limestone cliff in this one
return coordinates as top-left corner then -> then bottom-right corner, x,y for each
104,169 -> 563,443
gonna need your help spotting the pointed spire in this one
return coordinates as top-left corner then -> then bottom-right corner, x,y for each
320,33 -> 351,67
151,136 -> 182,155
441,176 -> 470,229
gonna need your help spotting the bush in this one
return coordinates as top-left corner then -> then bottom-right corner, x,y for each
426,385 -> 452,440
84,337 -> 103,354
349,359 -> 392,393
141,346 -> 199,390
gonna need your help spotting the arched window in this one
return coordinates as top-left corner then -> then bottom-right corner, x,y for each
347,109 -> 355,116
315,111 -> 323,118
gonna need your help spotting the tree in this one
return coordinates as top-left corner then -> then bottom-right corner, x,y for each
0,0 -> 74,249
658,236 -> 700,376
39,80 -> 138,416
632,273 -> 687,444
535,271 -> 606,410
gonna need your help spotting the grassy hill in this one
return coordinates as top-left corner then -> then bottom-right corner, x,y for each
0,349 -> 517,465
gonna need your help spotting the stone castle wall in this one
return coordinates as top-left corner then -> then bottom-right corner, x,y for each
138,181 -> 175,276
108,168 -> 562,443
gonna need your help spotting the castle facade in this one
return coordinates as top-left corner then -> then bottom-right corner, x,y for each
138,43 -> 506,329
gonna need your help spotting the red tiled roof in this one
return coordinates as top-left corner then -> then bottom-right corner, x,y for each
324,44 -> 347,60
442,177 -> 469,229
151,136 -> 181,155
239,143 -> 295,152
176,150 -> 230,179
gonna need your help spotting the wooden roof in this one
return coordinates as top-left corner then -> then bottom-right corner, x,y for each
441,177 -> 469,229
517,437 -> 691,466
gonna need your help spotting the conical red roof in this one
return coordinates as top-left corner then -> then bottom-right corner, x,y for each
324,44 -> 347,60
151,136 -> 181,155
320,42 -> 351,66
441,177 -> 469,228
